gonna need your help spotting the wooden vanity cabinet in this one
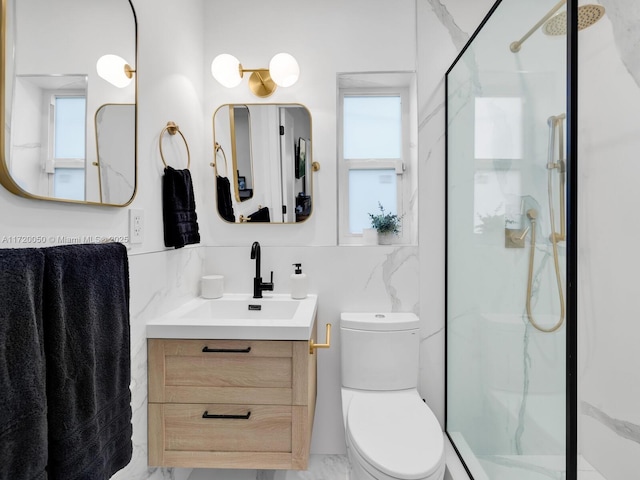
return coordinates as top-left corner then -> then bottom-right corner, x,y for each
147,322 -> 317,470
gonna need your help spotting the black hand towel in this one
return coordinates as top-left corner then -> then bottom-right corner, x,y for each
0,249 -> 48,480
216,175 -> 236,222
162,166 -> 201,248
247,206 -> 271,223
43,243 -> 132,480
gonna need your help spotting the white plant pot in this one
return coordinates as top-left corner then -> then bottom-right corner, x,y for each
378,232 -> 394,245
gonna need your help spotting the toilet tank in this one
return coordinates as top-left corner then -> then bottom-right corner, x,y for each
340,312 -> 419,391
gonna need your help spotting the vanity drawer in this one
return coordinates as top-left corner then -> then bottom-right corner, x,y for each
147,333 -> 317,469
148,339 -> 294,404
160,403 -> 292,453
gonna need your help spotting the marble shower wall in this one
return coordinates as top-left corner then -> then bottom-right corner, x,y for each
577,0 -> 640,477
422,0 -> 640,476
416,0 -> 498,431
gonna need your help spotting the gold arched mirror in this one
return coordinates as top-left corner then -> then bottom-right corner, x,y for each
213,103 -> 314,224
0,0 -> 137,205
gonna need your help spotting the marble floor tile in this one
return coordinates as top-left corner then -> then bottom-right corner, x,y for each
274,455 -> 351,480
187,455 -> 351,480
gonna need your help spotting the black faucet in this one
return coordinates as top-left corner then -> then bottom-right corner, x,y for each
250,241 -> 274,298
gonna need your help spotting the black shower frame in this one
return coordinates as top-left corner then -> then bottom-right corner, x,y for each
443,0 -> 578,478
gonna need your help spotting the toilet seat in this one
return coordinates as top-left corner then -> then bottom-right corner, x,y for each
346,391 -> 445,480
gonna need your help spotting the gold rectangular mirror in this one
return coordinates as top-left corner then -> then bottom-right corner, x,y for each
213,104 -> 314,224
0,0 -> 137,206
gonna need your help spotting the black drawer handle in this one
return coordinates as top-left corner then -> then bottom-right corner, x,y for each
202,346 -> 251,353
202,411 -> 251,420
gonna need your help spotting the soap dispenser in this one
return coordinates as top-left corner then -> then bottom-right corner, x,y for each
290,263 -> 307,299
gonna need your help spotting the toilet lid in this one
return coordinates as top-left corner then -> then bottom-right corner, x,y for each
347,392 -> 444,480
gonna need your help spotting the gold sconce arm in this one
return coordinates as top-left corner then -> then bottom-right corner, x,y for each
309,323 -> 332,354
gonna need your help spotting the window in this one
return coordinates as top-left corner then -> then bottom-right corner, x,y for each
339,84 -> 412,244
48,94 -> 86,200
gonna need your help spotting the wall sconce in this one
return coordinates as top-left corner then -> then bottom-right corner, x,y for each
210,53 -> 299,98
96,54 -> 136,88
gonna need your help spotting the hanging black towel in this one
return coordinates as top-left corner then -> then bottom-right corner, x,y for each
216,175 -> 236,222
162,166 -> 201,248
43,243 -> 132,480
247,206 -> 271,223
0,249 -> 48,480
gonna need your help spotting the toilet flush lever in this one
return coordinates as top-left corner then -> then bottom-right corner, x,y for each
309,323 -> 332,354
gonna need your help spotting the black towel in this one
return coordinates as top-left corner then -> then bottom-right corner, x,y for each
247,206 -> 271,223
43,243 -> 132,480
216,175 -> 236,222
0,249 -> 48,480
162,166 -> 201,248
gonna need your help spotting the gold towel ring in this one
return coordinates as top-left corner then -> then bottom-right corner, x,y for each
213,142 -> 229,177
159,121 -> 191,169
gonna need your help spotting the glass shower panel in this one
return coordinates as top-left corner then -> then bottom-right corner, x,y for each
446,0 -> 569,478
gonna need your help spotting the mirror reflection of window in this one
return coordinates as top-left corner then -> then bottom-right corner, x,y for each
473,170 -> 522,235
52,95 -> 86,200
474,97 -> 523,160
472,97 -> 524,236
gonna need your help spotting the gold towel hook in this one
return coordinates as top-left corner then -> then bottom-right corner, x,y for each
159,121 -> 191,169
309,323 -> 332,354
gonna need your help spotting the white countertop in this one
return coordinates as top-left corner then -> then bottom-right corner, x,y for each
146,293 -> 318,340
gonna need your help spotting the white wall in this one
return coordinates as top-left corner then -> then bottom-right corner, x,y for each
200,0 -> 421,458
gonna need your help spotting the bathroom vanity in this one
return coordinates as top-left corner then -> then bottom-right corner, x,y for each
146,294 -> 319,470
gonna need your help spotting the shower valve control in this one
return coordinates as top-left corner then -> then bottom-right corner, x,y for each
505,228 -> 527,249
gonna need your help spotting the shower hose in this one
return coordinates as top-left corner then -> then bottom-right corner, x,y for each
525,114 -> 566,333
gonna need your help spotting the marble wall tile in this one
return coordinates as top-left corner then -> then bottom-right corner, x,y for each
578,0 -> 640,477
111,246 -> 205,480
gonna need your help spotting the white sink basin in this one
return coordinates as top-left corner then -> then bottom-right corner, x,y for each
146,293 -> 318,340
185,296 -> 300,320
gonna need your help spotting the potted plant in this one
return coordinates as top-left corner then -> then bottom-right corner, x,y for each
368,202 -> 403,244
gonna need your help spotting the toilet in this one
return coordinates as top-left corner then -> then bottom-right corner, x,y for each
340,312 -> 445,480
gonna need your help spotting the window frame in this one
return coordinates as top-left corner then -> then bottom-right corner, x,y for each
338,87 -> 410,245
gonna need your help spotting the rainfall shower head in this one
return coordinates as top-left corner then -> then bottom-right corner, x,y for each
510,1 -> 606,52
543,4 -> 605,36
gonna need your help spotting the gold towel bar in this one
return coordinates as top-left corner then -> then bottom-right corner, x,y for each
239,205 -> 264,223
